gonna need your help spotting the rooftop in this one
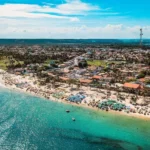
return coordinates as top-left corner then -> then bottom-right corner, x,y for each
123,83 -> 140,89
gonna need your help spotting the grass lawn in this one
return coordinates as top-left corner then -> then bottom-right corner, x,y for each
108,60 -> 126,64
44,59 -> 61,66
87,60 -> 108,67
44,59 -> 51,66
0,57 -> 9,70
87,60 -> 126,67
0,61 -> 7,70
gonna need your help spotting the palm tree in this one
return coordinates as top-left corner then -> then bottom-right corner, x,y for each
66,80 -> 71,87
77,83 -> 80,90
68,79 -> 76,88
52,79 -> 56,89
131,95 -> 137,103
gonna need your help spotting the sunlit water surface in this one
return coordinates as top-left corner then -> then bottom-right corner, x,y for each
0,87 -> 150,150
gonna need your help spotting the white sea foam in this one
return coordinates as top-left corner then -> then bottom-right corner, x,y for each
0,82 -> 6,87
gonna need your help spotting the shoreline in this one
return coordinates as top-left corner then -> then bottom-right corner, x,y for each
0,69 -> 150,120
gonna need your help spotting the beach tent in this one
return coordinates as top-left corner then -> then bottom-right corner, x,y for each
107,100 -> 116,106
68,94 -> 86,102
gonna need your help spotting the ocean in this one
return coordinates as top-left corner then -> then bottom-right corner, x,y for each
0,87 -> 150,150
0,39 -> 150,45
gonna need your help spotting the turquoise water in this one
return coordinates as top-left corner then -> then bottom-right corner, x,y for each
0,87 -> 150,150
0,39 -> 150,45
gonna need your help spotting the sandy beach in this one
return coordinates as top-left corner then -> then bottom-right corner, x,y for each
0,69 -> 150,120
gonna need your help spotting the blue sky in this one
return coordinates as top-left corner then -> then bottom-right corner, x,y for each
0,0 -> 150,38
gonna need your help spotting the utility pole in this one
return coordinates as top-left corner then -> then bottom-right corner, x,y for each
140,28 -> 143,46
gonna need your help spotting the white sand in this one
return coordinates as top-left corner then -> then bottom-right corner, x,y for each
0,69 -> 150,120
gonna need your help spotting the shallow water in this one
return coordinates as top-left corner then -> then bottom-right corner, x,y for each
0,87 -> 150,150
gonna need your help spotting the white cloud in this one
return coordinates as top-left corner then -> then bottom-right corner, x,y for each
57,0 -> 99,14
0,1 -> 149,39
70,18 -> 80,22
0,18 -> 149,39
0,4 -> 71,20
0,1 -> 99,20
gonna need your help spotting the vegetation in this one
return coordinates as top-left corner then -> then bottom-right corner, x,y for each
87,60 -> 124,67
0,56 -> 24,70
131,96 -> 137,103
44,59 -> 61,66
145,80 -> 150,84
0,57 -> 8,70
78,60 -> 88,68
87,60 -> 108,67
126,78 -> 137,82
137,73 -> 145,79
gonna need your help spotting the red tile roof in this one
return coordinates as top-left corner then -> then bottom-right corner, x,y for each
48,72 -> 56,77
80,79 -> 92,84
123,83 -> 140,89
92,75 -> 102,80
63,70 -> 70,73
139,78 -> 145,82
59,77 -> 69,81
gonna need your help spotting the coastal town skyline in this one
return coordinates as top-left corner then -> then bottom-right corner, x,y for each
0,1 -> 150,149
0,0 -> 150,38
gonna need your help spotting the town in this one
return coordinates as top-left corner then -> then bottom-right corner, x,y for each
0,44 -> 150,117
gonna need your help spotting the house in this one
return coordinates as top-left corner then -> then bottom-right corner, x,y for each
143,84 -> 150,96
123,82 -> 141,93
138,78 -> 146,83
92,75 -> 102,80
63,69 -> 70,73
48,72 -> 56,77
123,83 -> 140,89
79,79 -> 92,85
102,77 -> 113,83
15,72 -> 22,75
59,77 -> 70,81
120,69 -> 139,76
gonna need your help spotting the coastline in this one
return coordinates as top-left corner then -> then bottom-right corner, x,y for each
0,69 -> 150,120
